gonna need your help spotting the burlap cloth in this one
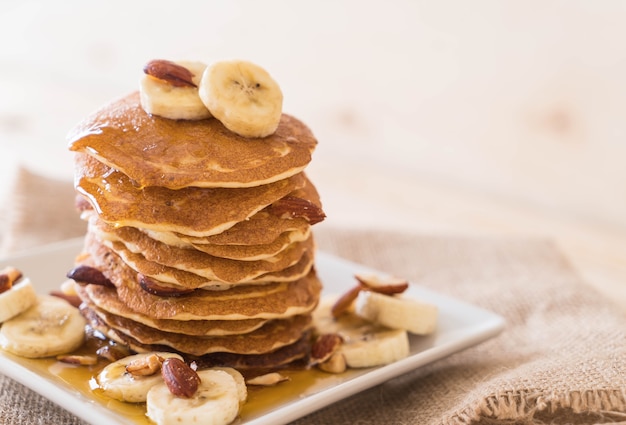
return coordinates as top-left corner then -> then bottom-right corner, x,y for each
1,168 -> 625,425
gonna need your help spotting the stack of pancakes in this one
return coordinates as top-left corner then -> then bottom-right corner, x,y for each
67,92 -> 324,369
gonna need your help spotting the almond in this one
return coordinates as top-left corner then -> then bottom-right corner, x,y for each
66,265 -> 114,288
268,196 -> 326,225
310,333 -> 343,365
49,291 -> 82,308
126,353 -> 164,377
318,352 -> 347,374
331,285 -> 362,318
0,266 -> 22,294
0,275 -> 11,294
144,59 -> 197,88
137,274 -> 195,297
56,354 -> 98,366
161,358 -> 200,398
96,344 -> 133,362
246,372 -> 289,386
355,273 -> 409,295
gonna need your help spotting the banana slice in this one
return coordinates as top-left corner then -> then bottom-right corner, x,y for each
199,60 -> 283,138
313,297 -> 410,368
0,295 -> 86,358
140,60 -> 211,120
354,290 -> 438,335
209,367 -> 247,405
342,328 -> 409,368
96,352 -> 183,403
147,369 -> 242,425
0,277 -> 38,323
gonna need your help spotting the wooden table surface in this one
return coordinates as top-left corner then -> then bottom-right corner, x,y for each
1,1 -> 624,309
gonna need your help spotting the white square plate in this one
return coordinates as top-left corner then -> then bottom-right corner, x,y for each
0,238 -> 504,424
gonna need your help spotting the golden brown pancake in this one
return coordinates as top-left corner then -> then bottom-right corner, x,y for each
76,284 -> 269,336
74,153 -> 306,236
79,203 -> 313,257
113,268 -> 321,321
82,303 -> 312,356
85,233 -> 315,289
151,176 -> 323,247
84,310 -> 312,370
99,219 -> 309,261
68,92 -> 317,189
78,242 -> 322,320
85,232 -> 314,290
84,207 -> 310,260
91,218 -> 314,283
189,228 -> 310,260
144,211 -> 311,247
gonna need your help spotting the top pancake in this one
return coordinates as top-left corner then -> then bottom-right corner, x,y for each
67,92 -> 317,189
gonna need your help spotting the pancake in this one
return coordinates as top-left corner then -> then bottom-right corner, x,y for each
86,234 -> 314,289
81,304 -> 312,356
87,313 -> 312,370
74,153 -> 306,236
76,284 -> 270,336
85,207 -> 310,260
144,211 -> 311,248
78,242 -> 322,320
91,219 -> 314,283
68,92 -> 317,189
189,228 -> 311,260
188,331 -> 312,370
168,176 -> 323,246
78,201 -> 314,253
112,267 -> 321,321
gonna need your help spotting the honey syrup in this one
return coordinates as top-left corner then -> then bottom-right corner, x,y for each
3,343 -> 354,424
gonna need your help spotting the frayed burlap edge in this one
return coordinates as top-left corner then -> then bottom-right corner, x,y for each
448,389 -> 626,424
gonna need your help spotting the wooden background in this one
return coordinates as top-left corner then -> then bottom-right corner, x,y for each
0,1 -> 624,307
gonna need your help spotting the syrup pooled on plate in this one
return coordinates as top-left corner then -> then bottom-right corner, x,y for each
5,339 -> 350,425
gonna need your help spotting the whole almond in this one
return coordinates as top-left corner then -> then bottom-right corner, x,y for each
161,358 -> 200,398
0,266 -> 22,294
144,59 -> 197,88
269,196 -> 326,225
310,333 -> 343,365
66,265 -> 114,288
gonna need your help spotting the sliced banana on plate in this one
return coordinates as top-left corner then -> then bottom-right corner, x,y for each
341,328 -> 409,369
313,297 -> 410,368
140,60 -> 211,120
147,368 -> 243,425
199,60 -> 283,138
96,352 -> 183,403
209,366 -> 247,405
0,277 -> 38,323
354,290 -> 438,335
0,295 -> 86,358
